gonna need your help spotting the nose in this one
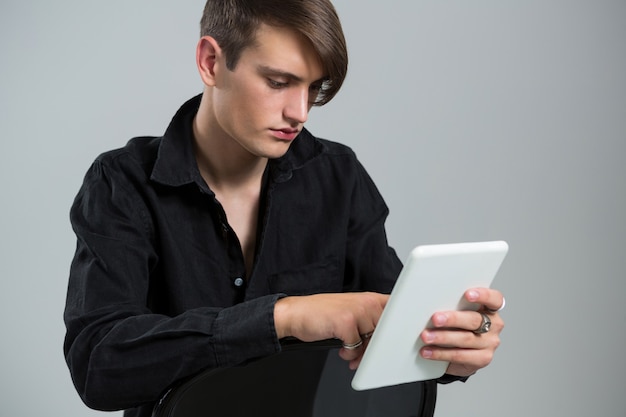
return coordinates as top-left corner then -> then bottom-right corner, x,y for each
283,88 -> 310,125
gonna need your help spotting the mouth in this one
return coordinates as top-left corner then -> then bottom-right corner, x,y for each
270,128 -> 300,141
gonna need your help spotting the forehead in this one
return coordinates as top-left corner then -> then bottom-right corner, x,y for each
241,23 -> 326,82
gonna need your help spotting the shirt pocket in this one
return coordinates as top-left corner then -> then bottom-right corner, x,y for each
268,255 -> 342,296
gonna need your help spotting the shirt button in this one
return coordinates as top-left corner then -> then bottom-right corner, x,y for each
234,277 -> 244,287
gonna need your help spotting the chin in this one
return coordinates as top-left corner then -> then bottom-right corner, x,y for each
260,142 -> 293,160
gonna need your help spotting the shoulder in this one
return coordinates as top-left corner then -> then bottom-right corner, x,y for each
286,130 -> 384,201
75,136 -> 163,203
291,129 -> 360,171
300,128 -> 356,157
96,136 -> 161,167
85,136 -> 161,189
316,137 -> 356,157
72,137 -> 162,236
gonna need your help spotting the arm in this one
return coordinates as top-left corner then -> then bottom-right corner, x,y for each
64,158 -> 282,410
273,292 -> 388,364
270,153 -> 505,378
272,156 -> 399,367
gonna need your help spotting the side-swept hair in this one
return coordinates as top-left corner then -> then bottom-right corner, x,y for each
200,0 -> 348,105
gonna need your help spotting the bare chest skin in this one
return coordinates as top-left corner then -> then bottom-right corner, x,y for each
192,133 -> 266,279
213,184 -> 261,278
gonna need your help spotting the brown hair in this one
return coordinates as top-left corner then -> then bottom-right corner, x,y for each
200,0 -> 348,105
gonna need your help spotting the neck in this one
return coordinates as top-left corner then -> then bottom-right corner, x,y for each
193,94 -> 268,190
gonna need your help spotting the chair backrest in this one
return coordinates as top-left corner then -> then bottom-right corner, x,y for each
152,341 -> 436,417
314,352 -> 437,417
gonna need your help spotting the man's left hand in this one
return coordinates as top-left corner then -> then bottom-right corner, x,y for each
419,287 -> 505,377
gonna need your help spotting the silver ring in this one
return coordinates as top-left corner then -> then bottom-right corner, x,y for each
361,332 -> 373,340
485,297 -> 506,314
342,339 -> 363,350
473,313 -> 491,334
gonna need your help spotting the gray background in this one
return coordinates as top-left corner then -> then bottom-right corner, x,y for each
1,1 -> 624,416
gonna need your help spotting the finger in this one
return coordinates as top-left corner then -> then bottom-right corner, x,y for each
429,310 -> 503,333
337,327 -> 377,362
334,293 -> 385,361
421,328 -> 496,350
358,292 -> 389,328
345,334 -> 373,370
339,344 -> 363,361
339,325 -> 377,366
348,355 -> 363,370
342,292 -> 387,338
421,345 -> 495,374
465,288 -> 505,312
338,334 -> 365,362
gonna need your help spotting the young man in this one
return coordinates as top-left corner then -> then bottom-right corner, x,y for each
64,1 -> 506,416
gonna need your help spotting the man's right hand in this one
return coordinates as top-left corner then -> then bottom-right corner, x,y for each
273,292 -> 389,368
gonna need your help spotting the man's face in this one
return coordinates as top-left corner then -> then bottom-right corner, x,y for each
207,23 -> 326,160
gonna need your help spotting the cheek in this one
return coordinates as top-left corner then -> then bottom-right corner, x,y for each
216,80 -> 284,131
215,97 -> 265,138
229,84 -> 266,113
241,90 -> 286,125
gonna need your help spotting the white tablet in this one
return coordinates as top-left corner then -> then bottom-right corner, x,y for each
351,240 -> 508,391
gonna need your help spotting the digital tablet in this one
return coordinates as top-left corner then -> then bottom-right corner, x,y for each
351,240 -> 508,391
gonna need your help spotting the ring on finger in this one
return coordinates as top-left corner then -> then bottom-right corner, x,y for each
473,312 -> 492,334
342,339 -> 363,350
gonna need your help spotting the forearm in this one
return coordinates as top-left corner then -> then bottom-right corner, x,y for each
64,295 -> 282,411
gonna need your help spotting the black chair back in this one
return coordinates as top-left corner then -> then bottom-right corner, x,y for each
153,342 -> 436,417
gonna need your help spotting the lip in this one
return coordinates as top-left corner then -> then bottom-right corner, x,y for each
270,128 -> 300,141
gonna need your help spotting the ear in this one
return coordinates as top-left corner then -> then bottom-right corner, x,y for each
196,36 -> 222,87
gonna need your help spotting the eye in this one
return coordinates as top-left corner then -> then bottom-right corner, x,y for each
267,78 -> 288,89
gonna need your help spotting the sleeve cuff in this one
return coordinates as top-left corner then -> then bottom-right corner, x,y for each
213,294 -> 284,367
436,373 -> 471,384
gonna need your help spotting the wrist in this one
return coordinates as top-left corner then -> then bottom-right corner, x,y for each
273,296 -> 292,339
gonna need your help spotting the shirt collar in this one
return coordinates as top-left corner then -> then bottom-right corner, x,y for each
150,94 -> 327,188
150,94 -> 205,188
268,126 -> 326,183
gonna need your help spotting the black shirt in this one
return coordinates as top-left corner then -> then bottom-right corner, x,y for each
64,95 -> 405,415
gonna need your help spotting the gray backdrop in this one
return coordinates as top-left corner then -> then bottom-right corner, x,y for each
1,1 -> 624,416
